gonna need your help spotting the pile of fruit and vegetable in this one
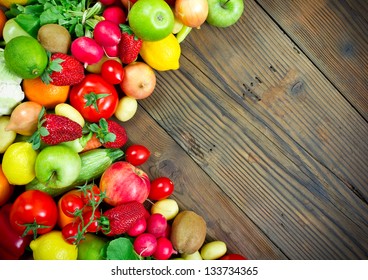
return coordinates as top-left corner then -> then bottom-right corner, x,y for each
0,0 -> 247,260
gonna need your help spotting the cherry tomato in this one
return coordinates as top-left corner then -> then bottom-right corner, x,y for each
148,177 -> 174,201
101,60 -> 125,84
125,144 -> 151,166
9,190 -> 58,237
81,210 -> 101,233
81,185 -> 101,206
60,193 -> 84,218
62,222 -> 83,245
69,74 -> 119,122
220,253 -> 247,260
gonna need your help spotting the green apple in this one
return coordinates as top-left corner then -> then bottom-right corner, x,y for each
128,0 -> 175,41
35,145 -> 81,188
206,0 -> 244,28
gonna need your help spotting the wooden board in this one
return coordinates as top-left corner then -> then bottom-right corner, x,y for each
123,0 -> 368,259
257,0 -> 368,119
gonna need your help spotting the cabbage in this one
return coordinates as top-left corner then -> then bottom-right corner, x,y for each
0,48 -> 25,116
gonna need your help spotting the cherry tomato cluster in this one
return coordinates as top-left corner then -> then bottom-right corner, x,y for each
59,185 -> 103,244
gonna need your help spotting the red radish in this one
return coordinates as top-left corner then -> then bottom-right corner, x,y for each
99,0 -> 116,5
71,37 -> 104,65
94,20 -> 121,47
133,233 -> 157,257
153,237 -> 176,260
103,6 -> 127,25
127,216 -> 147,236
104,45 -> 119,58
164,223 -> 171,238
146,213 -> 167,238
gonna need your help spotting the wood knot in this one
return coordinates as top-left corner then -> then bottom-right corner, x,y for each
341,42 -> 355,57
290,80 -> 304,96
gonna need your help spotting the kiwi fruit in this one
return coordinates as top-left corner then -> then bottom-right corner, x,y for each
170,210 -> 207,254
37,24 -> 72,54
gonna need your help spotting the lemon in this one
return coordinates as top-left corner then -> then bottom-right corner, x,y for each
4,36 -> 48,79
0,0 -> 28,8
2,141 -> 38,185
140,33 -> 181,71
30,231 -> 78,260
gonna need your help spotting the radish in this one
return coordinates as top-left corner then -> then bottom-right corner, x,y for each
127,217 -> 147,237
99,0 -> 116,5
71,37 -> 104,65
104,45 -> 119,58
153,237 -> 176,260
133,233 -> 157,257
94,20 -> 121,47
146,213 -> 167,238
103,6 -> 127,25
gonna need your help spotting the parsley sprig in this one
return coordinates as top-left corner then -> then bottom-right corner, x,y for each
6,0 -> 103,38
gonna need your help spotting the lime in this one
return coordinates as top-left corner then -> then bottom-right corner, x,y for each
140,33 -> 181,71
2,141 -> 38,185
4,36 -> 48,79
30,231 -> 78,260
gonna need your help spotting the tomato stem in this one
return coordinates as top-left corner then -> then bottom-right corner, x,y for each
20,219 -> 51,240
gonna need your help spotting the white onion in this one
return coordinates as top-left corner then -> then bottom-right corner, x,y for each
175,0 -> 209,28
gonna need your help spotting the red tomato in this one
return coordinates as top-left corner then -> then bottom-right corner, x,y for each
62,222 -> 82,245
69,74 -> 119,122
60,193 -> 84,218
81,210 -> 101,233
125,144 -> 151,166
148,177 -> 174,201
81,184 -> 101,206
101,60 -> 125,85
9,190 -> 58,237
220,253 -> 247,260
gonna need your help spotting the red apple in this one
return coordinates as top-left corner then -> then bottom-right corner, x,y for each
120,62 -> 156,99
99,161 -> 150,206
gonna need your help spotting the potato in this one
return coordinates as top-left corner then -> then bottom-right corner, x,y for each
151,198 -> 179,220
182,251 -> 203,260
200,241 -> 227,260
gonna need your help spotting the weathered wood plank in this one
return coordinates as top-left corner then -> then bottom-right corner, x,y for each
256,0 -> 368,119
123,107 -> 287,260
131,0 -> 368,259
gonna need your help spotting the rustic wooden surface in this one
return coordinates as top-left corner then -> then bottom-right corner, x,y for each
123,0 -> 368,259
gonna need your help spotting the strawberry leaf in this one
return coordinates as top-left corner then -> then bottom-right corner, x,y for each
87,119 -> 116,144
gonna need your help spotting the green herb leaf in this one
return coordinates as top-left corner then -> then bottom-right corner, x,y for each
106,237 -> 141,260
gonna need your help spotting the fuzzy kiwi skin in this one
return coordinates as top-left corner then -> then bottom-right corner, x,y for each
170,210 -> 207,254
37,24 -> 71,54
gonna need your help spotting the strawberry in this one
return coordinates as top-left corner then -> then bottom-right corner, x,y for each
118,25 -> 142,64
87,118 -> 128,149
41,53 -> 85,86
100,201 -> 147,236
29,107 -> 83,149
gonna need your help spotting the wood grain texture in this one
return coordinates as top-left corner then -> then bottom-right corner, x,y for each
124,0 -> 368,259
123,107 -> 287,260
256,0 -> 368,119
